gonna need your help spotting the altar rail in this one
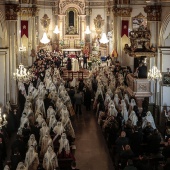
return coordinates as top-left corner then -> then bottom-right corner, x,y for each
62,69 -> 89,81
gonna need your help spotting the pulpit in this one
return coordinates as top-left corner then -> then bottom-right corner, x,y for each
126,73 -> 152,112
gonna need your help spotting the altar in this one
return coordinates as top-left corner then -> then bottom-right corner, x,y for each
62,49 -> 81,54
62,49 -> 82,58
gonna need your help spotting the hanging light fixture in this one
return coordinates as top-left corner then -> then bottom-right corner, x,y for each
0,108 -> 7,129
40,0 -> 50,44
13,63 -> 33,83
53,25 -> 60,34
100,33 -> 109,44
99,0 -> 109,44
147,66 -> 162,81
40,32 -> 50,44
85,26 -> 91,34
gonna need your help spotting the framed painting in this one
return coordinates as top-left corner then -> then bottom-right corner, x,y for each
162,72 -> 170,86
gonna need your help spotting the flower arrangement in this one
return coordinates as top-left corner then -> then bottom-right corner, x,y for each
59,40 -> 64,46
80,40 -> 84,47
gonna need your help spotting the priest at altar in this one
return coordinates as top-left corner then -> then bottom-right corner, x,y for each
72,58 -> 79,72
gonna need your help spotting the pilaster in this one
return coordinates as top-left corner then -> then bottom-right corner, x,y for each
5,4 -> 19,105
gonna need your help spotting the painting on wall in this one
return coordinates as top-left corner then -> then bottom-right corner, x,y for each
132,13 -> 147,30
162,72 -> 170,86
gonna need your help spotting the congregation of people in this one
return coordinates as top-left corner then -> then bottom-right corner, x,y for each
1,50 -> 80,170
87,61 -> 170,170
1,49 -> 170,170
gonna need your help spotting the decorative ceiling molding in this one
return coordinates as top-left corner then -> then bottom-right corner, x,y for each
18,7 -> 38,17
5,4 -> 20,20
113,7 -> 132,17
59,0 -> 85,15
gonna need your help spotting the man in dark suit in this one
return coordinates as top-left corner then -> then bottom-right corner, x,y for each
74,91 -> 83,115
68,87 -> 75,108
137,62 -> 147,78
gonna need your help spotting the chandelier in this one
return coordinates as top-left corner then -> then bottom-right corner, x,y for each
99,0 -> 109,44
99,33 -> 109,44
85,26 -> 91,34
148,66 -> 162,81
40,32 -> 50,44
0,108 -> 7,128
53,25 -> 60,34
13,64 -> 33,82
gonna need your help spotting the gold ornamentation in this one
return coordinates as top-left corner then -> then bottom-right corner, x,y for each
112,7 -> 132,17
18,7 -> 38,17
59,0 -> 85,14
65,8 -> 78,35
5,4 -> 20,20
20,0 -> 37,4
40,14 -> 50,32
94,15 -> 104,38
144,5 -> 162,21
133,12 -> 146,19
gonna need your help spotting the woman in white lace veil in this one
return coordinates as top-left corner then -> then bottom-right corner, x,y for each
129,110 -> 138,126
43,145 -> 58,170
16,162 -> 27,170
61,112 -> 75,139
108,104 -> 118,117
35,112 -> 45,127
3,165 -> 10,170
28,134 -> 37,151
59,133 -> 70,155
49,114 -> 57,130
114,93 -> 119,109
24,146 -> 39,170
120,99 -> 129,122
128,98 -> 136,114
60,105 -> 70,118
142,111 -> 156,129
39,122 -> 50,146
124,93 -> 129,107
28,82 -> 34,94
53,121 -> 65,139
47,106 -> 56,120
35,96 -> 46,118
40,131 -> 53,157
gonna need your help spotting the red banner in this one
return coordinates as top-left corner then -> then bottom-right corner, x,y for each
121,20 -> 129,37
21,20 -> 28,38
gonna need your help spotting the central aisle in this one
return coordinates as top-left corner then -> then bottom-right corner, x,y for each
72,109 -> 114,170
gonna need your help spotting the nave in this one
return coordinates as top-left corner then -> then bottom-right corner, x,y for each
72,109 -> 114,170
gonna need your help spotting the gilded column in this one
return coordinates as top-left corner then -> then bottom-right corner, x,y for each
58,15 -> 64,42
52,4 -> 59,51
80,15 -> 86,41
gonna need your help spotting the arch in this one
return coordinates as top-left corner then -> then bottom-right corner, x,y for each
159,13 -> 170,46
61,4 -> 84,15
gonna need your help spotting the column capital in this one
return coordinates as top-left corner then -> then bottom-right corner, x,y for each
144,5 -> 162,21
112,7 -> 132,17
5,4 -> 20,20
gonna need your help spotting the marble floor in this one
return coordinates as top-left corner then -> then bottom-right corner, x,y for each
72,108 -> 114,170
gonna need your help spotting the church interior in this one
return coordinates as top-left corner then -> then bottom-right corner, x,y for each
1,0 -> 170,170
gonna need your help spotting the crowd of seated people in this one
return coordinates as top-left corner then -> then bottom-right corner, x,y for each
85,62 -> 170,170
3,50 -> 79,170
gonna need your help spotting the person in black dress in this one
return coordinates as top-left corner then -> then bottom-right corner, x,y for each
67,58 -> 72,70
